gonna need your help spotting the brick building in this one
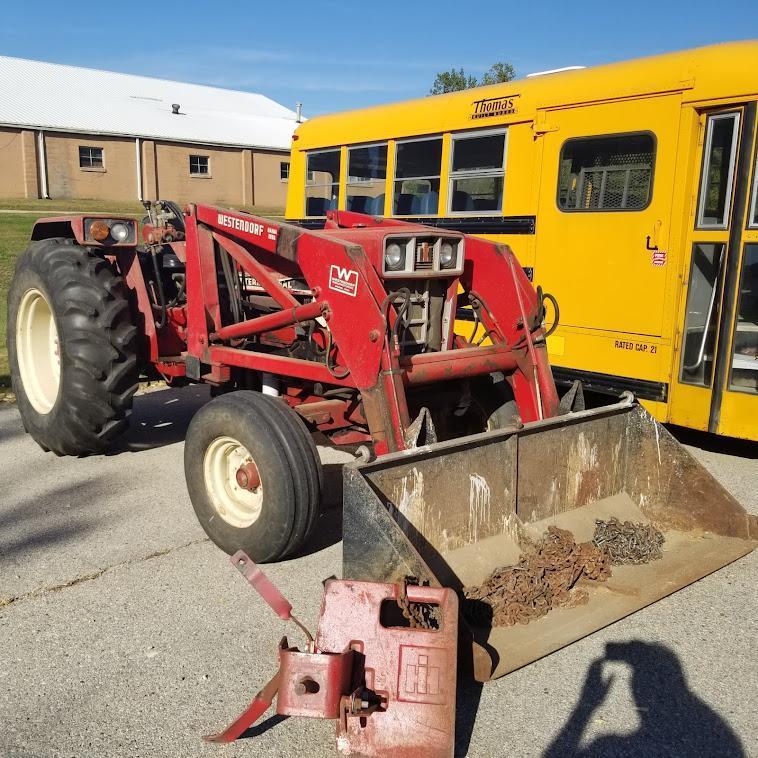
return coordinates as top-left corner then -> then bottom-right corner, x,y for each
0,56 -> 301,209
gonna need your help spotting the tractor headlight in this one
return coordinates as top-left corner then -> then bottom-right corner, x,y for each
440,241 -> 456,269
385,242 -> 405,271
110,222 -> 130,242
84,218 -> 135,244
88,219 -> 110,242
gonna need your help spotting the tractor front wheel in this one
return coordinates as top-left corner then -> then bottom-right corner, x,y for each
184,391 -> 322,563
8,238 -> 138,455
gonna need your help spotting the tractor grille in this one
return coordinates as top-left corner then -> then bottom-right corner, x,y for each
387,279 -> 447,353
414,239 -> 435,271
403,289 -> 430,345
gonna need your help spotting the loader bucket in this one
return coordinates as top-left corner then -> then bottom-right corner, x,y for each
342,396 -> 757,682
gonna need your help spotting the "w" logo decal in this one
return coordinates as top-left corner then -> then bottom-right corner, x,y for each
328,265 -> 359,297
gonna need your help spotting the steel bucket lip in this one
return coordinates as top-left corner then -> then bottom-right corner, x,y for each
347,391 -> 637,475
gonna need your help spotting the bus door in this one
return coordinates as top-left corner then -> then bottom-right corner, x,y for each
670,103 -> 758,438
534,95 -> 682,399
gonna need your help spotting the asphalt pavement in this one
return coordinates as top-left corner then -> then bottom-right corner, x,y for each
1,386 -> 756,758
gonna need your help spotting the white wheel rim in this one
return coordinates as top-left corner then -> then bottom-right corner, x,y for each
203,436 -> 264,528
16,288 -> 61,414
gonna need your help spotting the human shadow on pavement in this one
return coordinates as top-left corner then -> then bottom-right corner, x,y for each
111,384 -> 210,454
543,640 -> 745,758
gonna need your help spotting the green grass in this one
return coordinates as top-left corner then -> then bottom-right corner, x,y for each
0,214 -> 38,388
0,198 -> 285,217
0,197 -> 146,215
0,198 -> 284,392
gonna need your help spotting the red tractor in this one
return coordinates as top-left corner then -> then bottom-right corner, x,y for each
8,200 -> 558,561
9,201 -> 757,699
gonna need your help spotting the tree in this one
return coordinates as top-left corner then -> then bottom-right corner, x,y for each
429,62 -> 515,95
429,68 -> 479,95
481,62 -> 516,85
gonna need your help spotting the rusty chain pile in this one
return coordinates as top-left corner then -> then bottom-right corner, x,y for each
592,517 -> 665,564
463,526 -> 611,628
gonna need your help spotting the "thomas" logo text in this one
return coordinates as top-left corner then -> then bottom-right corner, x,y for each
471,95 -> 519,120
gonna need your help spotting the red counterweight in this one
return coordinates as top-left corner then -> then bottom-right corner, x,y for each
206,552 -> 458,757
320,580 -> 459,757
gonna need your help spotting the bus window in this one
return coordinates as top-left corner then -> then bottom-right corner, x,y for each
557,133 -> 655,211
749,150 -> 758,228
305,149 -> 340,217
680,243 -> 725,387
393,137 -> 442,215
730,244 -> 758,394
449,130 -> 506,214
347,143 -> 387,215
696,112 -> 740,229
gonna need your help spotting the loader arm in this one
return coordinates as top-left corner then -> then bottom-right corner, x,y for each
177,205 -> 556,453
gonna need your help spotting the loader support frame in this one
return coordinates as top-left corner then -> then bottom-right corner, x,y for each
158,205 -> 556,453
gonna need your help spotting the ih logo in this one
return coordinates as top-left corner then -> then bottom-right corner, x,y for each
398,645 -> 448,705
328,265 -> 359,297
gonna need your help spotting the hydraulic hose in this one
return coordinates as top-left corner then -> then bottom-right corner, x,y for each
149,250 -> 167,329
219,245 -> 243,325
538,287 -> 560,337
380,288 -> 411,343
324,326 -> 350,379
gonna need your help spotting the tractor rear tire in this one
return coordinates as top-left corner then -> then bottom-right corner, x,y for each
184,391 -> 322,563
7,238 -> 138,455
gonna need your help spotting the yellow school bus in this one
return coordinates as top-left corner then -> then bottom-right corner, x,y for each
285,41 -> 758,440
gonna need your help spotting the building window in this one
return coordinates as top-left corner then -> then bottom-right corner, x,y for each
449,129 -> 506,215
347,143 -> 387,215
697,112 -> 741,229
79,146 -> 103,169
189,155 -> 210,176
393,137 -> 443,215
280,161 -> 290,181
305,149 -> 340,216
557,133 -> 655,212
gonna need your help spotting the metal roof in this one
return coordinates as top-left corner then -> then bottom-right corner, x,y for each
0,55 -> 300,150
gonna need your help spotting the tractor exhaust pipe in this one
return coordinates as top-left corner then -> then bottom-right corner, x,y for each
261,372 -> 280,397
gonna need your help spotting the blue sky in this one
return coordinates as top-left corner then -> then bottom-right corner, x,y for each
1,0 -> 756,116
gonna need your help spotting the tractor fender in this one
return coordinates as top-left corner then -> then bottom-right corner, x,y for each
30,216 -> 163,365
30,216 -> 79,243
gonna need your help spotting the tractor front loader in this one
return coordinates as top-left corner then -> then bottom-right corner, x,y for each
8,202 -> 756,676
